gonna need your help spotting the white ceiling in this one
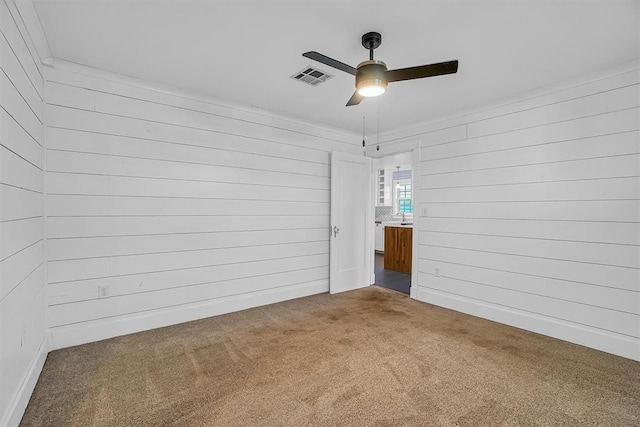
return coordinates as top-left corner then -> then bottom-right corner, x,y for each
33,0 -> 639,135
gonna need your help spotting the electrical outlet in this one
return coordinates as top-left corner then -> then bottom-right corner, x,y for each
421,207 -> 428,217
98,285 -> 109,298
435,268 -> 440,277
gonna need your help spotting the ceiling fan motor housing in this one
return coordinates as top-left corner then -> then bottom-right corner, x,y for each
356,60 -> 388,93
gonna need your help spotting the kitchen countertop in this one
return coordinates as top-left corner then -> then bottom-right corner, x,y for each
377,221 -> 413,228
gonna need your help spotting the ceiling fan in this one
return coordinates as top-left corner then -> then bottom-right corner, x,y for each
303,31 -> 458,106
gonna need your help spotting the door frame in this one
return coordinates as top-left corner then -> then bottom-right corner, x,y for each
410,146 -> 419,299
370,146 -> 420,300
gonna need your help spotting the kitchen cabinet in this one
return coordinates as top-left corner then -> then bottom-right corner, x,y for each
375,223 -> 385,252
375,168 -> 393,206
384,226 -> 412,274
376,169 -> 385,205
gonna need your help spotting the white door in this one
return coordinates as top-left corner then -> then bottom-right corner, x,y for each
330,151 -> 373,294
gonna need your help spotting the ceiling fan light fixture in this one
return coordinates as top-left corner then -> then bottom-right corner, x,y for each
355,60 -> 388,97
357,79 -> 387,97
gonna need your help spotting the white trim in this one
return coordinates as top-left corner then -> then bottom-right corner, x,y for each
367,157 -> 374,287
409,145 -> 420,300
48,280 -> 327,350
366,137 -> 419,158
370,164 -> 377,286
416,287 -> 640,362
47,59 -> 360,143
3,336 -> 49,427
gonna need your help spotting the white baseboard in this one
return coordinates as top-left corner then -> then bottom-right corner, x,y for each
409,285 -> 417,300
3,337 -> 49,427
49,280 -> 328,351
416,287 -> 640,362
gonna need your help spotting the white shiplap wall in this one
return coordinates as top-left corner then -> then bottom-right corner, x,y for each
0,0 -> 48,425
44,62 -> 361,350
372,64 -> 640,361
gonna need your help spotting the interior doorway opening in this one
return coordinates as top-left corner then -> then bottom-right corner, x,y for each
374,253 -> 411,294
372,151 -> 414,295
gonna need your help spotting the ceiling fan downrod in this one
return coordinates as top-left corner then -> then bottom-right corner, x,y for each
362,31 -> 382,61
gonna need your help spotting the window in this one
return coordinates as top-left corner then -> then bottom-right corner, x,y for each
397,184 -> 413,213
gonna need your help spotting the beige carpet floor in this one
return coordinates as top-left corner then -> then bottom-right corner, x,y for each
22,287 -> 640,426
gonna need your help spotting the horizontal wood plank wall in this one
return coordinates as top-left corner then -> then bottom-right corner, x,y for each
380,65 -> 640,360
44,62 -> 360,350
0,0 -> 47,425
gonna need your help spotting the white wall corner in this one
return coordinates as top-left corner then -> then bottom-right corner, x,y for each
3,336 -> 49,427
11,0 -> 52,65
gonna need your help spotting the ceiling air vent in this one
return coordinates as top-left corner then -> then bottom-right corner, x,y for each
290,66 -> 334,86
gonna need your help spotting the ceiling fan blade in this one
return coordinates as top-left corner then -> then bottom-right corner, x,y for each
386,60 -> 458,83
303,51 -> 357,75
345,91 -> 364,107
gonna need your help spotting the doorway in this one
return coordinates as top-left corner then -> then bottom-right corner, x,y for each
374,253 -> 411,294
372,151 -> 414,295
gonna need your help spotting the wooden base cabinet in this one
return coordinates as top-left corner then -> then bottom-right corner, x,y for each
383,226 -> 412,274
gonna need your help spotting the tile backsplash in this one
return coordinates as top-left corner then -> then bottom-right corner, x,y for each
375,206 -> 414,222
375,206 -> 393,221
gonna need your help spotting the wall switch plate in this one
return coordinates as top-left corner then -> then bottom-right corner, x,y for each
99,285 -> 109,298
435,268 -> 440,277
421,207 -> 428,217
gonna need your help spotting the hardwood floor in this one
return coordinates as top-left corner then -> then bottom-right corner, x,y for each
374,253 -> 410,295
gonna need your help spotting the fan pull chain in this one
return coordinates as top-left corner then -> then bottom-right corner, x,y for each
376,101 -> 380,152
362,105 -> 366,148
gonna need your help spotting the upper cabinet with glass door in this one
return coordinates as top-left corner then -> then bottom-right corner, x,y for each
376,168 -> 393,206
